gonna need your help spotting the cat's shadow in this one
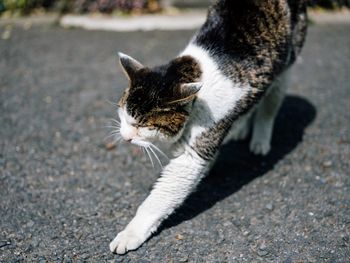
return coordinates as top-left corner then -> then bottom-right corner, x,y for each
160,95 -> 316,230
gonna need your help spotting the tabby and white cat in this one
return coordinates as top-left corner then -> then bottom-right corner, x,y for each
109,0 -> 307,254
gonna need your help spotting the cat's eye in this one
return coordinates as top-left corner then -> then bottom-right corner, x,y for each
131,123 -> 143,128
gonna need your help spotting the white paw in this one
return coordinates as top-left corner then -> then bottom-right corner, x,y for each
250,140 -> 271,156
109,228 -> 147,254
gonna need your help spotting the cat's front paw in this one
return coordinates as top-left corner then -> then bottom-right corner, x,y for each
249,140 -> 271,156
109,227 -> 147,254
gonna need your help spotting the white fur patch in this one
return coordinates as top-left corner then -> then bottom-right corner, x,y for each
180,43 -> 248,144
118,107 -> 138,141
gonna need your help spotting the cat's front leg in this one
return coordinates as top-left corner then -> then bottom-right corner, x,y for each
109,149 -> 208,254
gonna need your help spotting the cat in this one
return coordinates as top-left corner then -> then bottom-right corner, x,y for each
109,0 -> 307,254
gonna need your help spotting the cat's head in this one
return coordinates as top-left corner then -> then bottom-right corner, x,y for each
116,52 -> 202,146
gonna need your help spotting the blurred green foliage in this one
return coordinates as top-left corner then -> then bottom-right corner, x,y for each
309,0 -> 350,8
0,0 -> 349,15
1,0 -> 57,14
0,0 -> 161,15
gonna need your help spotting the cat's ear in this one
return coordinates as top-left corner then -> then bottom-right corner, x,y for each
179,82 -> 202,98
168,82 -> 203,105
118,52 -> 144,79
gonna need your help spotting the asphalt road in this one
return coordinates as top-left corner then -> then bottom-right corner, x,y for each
1,19 -> 349,262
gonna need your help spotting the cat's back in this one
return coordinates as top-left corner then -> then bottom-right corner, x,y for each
195,0 -> 307,53
194,0 -> 307,84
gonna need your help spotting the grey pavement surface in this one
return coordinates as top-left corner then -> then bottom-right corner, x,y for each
1,20 -> 350,262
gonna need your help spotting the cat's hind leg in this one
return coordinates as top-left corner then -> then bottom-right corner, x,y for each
249,71 -> 288,155
223,112 -> 253,144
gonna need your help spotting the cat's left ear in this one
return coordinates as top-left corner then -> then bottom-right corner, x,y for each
168,82 -> 203,105
118,52 -> 144,79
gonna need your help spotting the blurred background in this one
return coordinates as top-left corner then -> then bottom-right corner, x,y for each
0,0 -> 349,15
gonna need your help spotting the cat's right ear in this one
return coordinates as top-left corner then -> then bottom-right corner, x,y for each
167,82 -> 203,105
118,52 -> 144,79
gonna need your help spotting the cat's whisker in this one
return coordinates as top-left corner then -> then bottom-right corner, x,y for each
105,120 -> 121,133
107,130 -> 121,137
144,147 -> 155,168
140,147 -> 148,163
110,121 -> 121,126
104,134 -> 115,140
104,125 -> 121,129
106,99 -> 119,108
111,136 -> 123,144
104,123 -> 121,128
109,124 -> 121,129
104,132 -> 122,141
148,146 -> 163,168
109,119 -> 121,125
149,144 -> 168,160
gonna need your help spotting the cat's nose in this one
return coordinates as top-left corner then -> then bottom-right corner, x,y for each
121,134 -> 134,142
120,124 -> 137,142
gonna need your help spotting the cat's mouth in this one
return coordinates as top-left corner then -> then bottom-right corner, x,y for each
130,138 -> 151,147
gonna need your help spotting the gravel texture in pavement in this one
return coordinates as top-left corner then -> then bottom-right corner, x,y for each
0,20 -> 349,262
